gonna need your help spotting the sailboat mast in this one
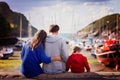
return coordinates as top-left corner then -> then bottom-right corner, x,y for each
98,19 -> 101,39
116,14 -> 119,39
20,15 -> 22,38
106,20 -> 109,36
54,12 -> 56,24
28,14 -> 31,37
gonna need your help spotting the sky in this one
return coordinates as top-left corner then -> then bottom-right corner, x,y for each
0,0 -> 120,33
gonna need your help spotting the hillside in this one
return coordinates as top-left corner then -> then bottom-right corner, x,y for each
0,2 -> 37,38
78,13 -> 120,38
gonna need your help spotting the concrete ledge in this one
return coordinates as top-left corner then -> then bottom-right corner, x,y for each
0,72 -> 120,80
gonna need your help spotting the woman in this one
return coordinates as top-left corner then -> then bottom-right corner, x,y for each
20,30 -> 61,78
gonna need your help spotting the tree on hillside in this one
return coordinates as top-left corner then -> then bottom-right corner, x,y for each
0,14 -> 11,37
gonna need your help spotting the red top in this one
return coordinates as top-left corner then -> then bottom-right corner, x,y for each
66,53 -> 90,73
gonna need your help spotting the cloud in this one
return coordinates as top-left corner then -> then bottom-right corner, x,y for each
1,0 -> 62,13
25,4 -> 75,33
2,0 -> 111,11
84,0 -> 110,2
24,0 -> 117,33
2,0 -> 119,33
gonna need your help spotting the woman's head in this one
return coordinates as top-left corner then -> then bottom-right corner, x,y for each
49,24 -> 59,33
73,46 -> 81,53
30,29 -> 47,50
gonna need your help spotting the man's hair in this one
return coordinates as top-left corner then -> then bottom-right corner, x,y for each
49,24 -> 59,32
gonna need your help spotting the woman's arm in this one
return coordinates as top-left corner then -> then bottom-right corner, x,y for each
39,44 -> 51,64
21,45 -> 25,59
51,56 -> 61,61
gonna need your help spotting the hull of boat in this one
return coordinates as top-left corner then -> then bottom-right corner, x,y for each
0,48 -> 14,59
1,52 -> 13,59
95,51 -> 120,66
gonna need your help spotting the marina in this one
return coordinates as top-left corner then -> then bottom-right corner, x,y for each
0,44 -> 119,72
0,0 -> 120,79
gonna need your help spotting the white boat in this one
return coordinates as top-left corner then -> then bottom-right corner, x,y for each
0,47 -> 13,59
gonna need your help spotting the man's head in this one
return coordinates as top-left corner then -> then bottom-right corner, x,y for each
49,24 -> 59,33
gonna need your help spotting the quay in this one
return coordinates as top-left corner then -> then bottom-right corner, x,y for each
0,72 -> 120,80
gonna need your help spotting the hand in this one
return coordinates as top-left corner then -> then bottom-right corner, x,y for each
51,56 -> 62,61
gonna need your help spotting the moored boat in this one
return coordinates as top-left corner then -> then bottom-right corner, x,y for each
95,39 -> 120,70
0,47 -> 14,59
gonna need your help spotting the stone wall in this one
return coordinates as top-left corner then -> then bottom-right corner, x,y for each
0,72 -> 120,80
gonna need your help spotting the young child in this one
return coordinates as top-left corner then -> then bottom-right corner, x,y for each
66,46 -> 90,73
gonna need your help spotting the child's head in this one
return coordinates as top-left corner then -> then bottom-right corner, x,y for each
73,46 -> 81,53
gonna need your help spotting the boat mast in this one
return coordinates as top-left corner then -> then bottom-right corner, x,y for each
99,18 -> 101,39
116,14 -> 119,39
28,14 -> 32,37
106,20 -> 109,36
72,9 -> 74,35
20,15 -> 22,38
54,12 -> 56,24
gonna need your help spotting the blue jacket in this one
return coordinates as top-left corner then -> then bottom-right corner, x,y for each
20,42 -> 51,78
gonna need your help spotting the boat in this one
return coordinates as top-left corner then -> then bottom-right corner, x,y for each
94,14 -> 120,70
14,39 -> 25,50
84,44 -> 92,51
0,37 -> 18,59
0,47 -> 14,59
95,39 -> 120,70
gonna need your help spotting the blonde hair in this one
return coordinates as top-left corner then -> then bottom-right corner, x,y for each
29,30 -> 47,50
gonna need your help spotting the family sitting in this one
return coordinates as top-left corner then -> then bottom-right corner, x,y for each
20,24 -> 90,78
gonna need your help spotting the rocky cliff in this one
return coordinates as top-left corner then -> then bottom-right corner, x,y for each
0,2 -> 37,37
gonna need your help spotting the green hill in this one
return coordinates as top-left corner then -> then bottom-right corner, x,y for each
78,13 -> 120,38
0,2 -> 37,38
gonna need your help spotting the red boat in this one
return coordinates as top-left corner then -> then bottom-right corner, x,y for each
95,39 -> 120,70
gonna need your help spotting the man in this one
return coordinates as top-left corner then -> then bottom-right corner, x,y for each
42,24 -> 69,74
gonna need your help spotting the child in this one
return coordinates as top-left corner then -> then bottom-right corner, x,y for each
66,46 -> 90,73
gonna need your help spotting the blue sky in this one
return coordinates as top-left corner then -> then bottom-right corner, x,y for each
1,0 -> 120,33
